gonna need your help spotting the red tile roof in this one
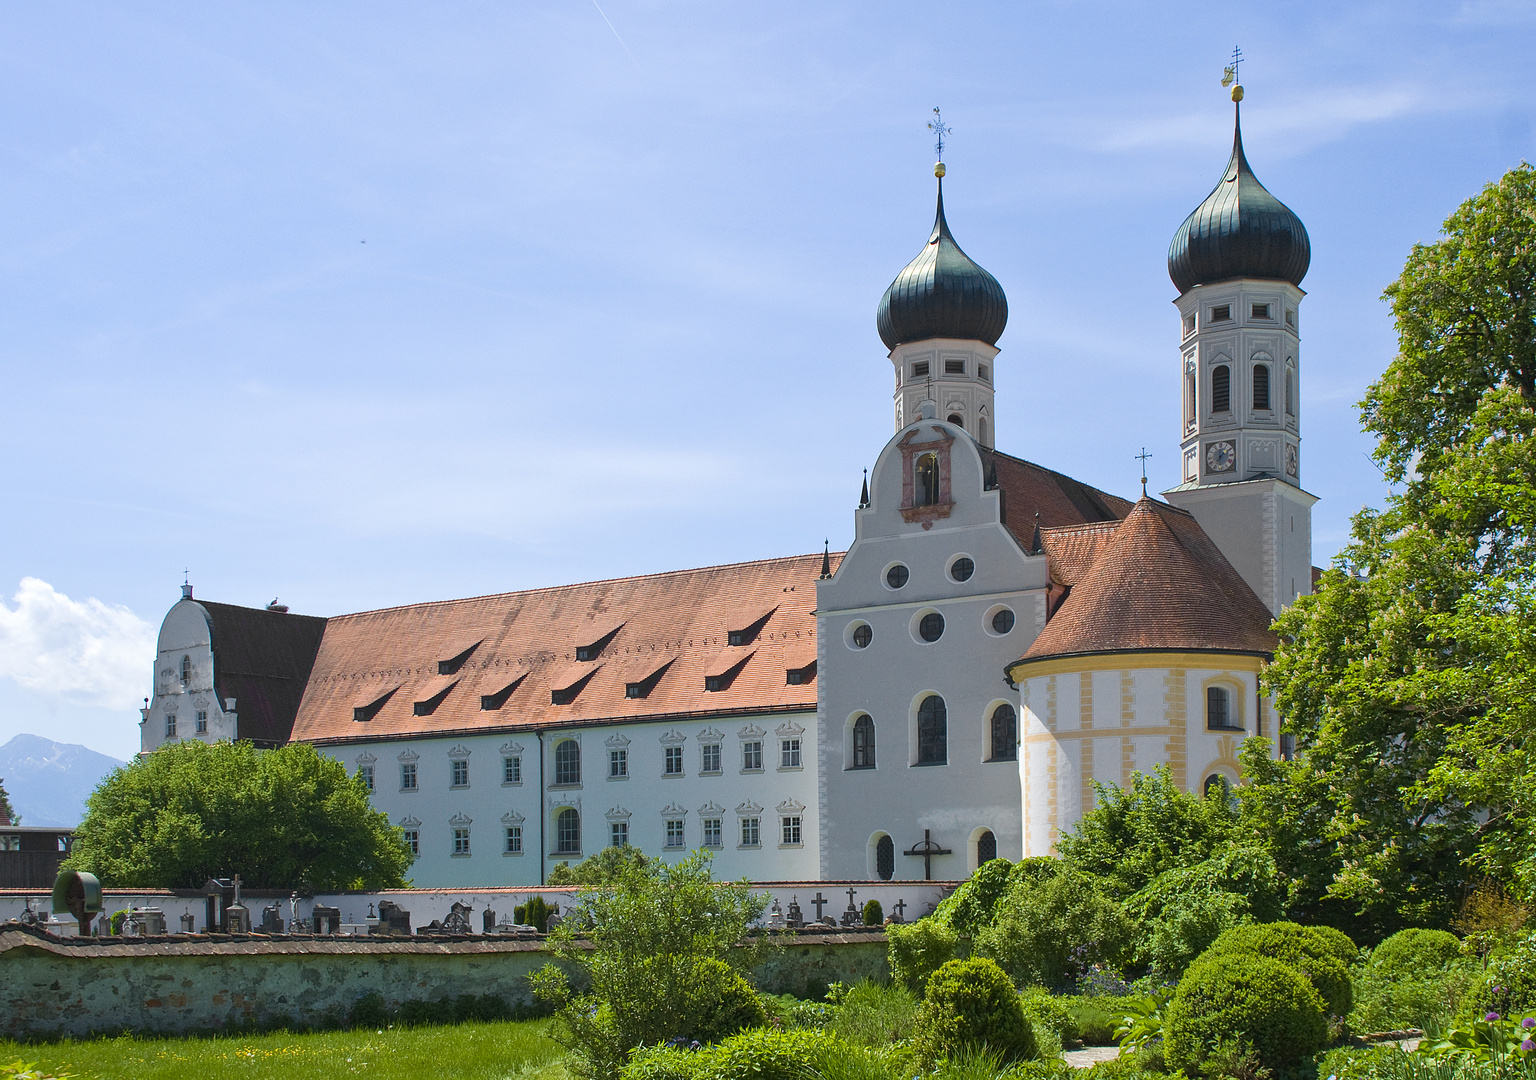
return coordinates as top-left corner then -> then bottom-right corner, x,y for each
1014,498 -> 1277,666
197,601 -> 328,747
288,553 -> 837,745
980,448 -> 1136,548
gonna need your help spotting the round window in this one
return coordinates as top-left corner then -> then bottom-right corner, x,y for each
851,623 -> 872,649
949,556 -> 975,582
919,612 -> 945,642
886,564 -> 910,589
992,608 -> 1015,634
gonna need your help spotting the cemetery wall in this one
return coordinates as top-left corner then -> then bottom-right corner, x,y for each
0,924 -> 888,1040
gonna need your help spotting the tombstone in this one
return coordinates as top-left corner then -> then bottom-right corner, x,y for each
225,902 -> 251,934
544,911 -> 563,931
840,886 -> 860,928
766,899 -> 784,929
483,907 -> 498,934
136,908 -> 167,935
260,903 -> 284,934
312,904 -> 342,934
889,899 -> 907,925
180,910 -> 197,933
18,899 -> 40,927
785,895 -> 803,929
374,900 -> 411,935
203,877 -> 235,932
442,901 -> 473,935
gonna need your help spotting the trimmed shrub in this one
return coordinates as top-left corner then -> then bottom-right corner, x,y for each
1019,986 -> 1078,1044
1350,928 -> 1471,1032
1460,931 -> 1536,1020
683,958 -> 768,1044
1369,928 -> 1462,978
975,870 -> 1133,991
1164,952 -> 1328,1070
1204,921 -> 1355,1019
514,895 -> 555,932
913,957 -> 1038,1066
1306,923 -> 1363,968
886,919 -> 959,993
623,1028 -> 844,1080
862,899 -> 883,926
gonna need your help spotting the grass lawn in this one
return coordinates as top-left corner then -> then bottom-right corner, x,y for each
0,1018 -> 569,1080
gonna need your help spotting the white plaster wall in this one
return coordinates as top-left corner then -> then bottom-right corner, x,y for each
140,599 -> 238,755
889,339 -> 1000,447
818,417 -> 1047,881
1164,478 -> 1316,618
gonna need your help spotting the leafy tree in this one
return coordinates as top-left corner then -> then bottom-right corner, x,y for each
1053,764 -> 1239,899
1126,846 -> 1286,977
530,850 -> 769,1079
547,844 -> 655,886
65,739 -> 412,890
975,869 -> 1133,990
0,777 -> 17,825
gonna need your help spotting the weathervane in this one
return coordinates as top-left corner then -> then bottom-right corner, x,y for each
928,107 -> 951,177
1221,47 -> 1244,102
1136,447 -> 1153,496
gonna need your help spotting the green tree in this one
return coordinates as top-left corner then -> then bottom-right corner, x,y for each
975,869 -> 1134,990
531,850 -> 769,1079
65,739 -> 412,890
1053,764 -> 1239,898
0,777 -> 17,825
546,844 -> 655,886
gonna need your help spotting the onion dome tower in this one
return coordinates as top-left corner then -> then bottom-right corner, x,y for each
877,154 -> 1007,448
1162,76 -> 1317,619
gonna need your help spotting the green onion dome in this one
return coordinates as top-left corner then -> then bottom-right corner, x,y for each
877,177 -> 1008,350
1168,105 -> 1310,294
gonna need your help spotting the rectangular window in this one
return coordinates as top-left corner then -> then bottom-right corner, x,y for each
610,748 -> 628,778
452,827 -> 470,856
1286,309 -> 1296,327
401,763 -> 418,790
703,818 -> 722,847
665,818 -> 685,848
359,765 -> 375,791
195,710 -> 208,734
1252,303 -> 1272,320
977,363 -> 990,382
503,756 -> 522,784
1211,304 -> 1231,322
780,738 -> 802,768
740,817 -> 760,847
1183,312 -> 1196,335
944,358 -> 965,375
451,759 -> 469,787
911,360 -> 929,377
505,826 -> 522,854
701,743 -> 721,773
611,821 -> 628,847
781,816 -> 802,846
403,829 -> 419,856
165,715 -> 177,737
742,741 -> 763,771
664,746 -> 684,775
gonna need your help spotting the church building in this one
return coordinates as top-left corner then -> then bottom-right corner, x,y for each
140,88 -> 1314,886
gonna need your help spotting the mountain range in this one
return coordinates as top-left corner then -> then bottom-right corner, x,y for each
0,733 -> 124,827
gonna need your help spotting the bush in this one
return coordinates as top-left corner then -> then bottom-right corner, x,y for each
886,919 -> 959,993
1203,921 -> 1355,1019
1125,847 -> 1286,977
975,870 -> 1133,991
514,895 -> 555,932
828,979 -> 919,1048
1163,952 -> 1327,1070
1060,995 -> 1121,1045
1369,928 -> 1462,977
1351,928 -> 1472,1032
862,900 -> 883,927
1460,931 -> 1536,1020
684,959 -> 768,1044
913,957 -> 1038,1066
932,858 -> 1016,937
1019,987 -> 1078,1044
623,1028 -> 854,1080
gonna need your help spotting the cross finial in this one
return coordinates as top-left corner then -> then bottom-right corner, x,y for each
928,107 -> 951,161
1136,447 -> 1153,496
1221,46 -> 1243,88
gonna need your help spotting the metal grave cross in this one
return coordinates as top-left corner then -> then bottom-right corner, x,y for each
812,892 -> 828,921
903,829 -> 952,881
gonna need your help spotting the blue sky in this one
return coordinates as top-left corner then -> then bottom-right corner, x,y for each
1,1 -> 1532,760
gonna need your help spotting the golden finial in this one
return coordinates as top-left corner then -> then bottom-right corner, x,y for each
1221,46 -> 1244,102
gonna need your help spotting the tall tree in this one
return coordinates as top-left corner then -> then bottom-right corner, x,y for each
66,739 -> 412,890
0,777 -> 17,825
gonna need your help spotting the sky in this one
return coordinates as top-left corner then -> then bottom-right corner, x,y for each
0,1 -> 1533,761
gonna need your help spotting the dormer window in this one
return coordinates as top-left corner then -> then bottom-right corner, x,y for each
785,660 -> 816,685
1211,304 -> 1231,322
353,687 -> 397,722
944,359 -> 965,375
624,659 -> 672,700
911,361 -> 929,378
915,452 -> 940,506
438,641 -> 482,675
575,626 -> 622,662
727,609 -> 775,647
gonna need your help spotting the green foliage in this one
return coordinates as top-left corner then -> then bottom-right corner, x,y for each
826,980 -> 919,1049
912,957 -> 1038,1067
1353,930 -> 1475,1033
64,739 -> 412,891
1112,990 -> 1173,1053
1061,996 -> 1121,1046
622,1029 -> 879,1080
0,779 -> 18,826
547,845 -> 656,886
1125,846 -> 1286,976
1417,1010 -> 1536,1065
885,919 -> 958,993
861,900 -> 883,926
932,858 -> 1016,937
515,896 -> 556,932
1462,933 -> 1536,1020
2,1063 -> 71,1080
1373,928 -> 1470,975
1018,987 -> 1077,1044
1203,922 -> 1355,1019
1055,765 -> 1239,899
1163,952 -> 1327,1071
532,850 -> 769,1079
975,869 -> 1133,990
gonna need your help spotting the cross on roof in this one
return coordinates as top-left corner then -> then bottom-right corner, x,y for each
1136,447 -> 1153,496
928,107 -> 951,160
1222,46 -> 1243,88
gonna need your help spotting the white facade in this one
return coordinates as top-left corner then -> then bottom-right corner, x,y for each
139,590 -> 238,753
890,338 -> 1001,448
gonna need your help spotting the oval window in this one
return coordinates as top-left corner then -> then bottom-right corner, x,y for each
851,623 -> 872,649
919,612 -> 945,642
886,564 -> 910,589
950,557 -> 974,582
992,608 -> 1015,634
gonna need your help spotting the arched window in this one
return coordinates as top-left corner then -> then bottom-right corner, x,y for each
180,655 -> 191,684
852,714 -> 875,768
976,830 -> 997,865
915,453 -> 940,506
917,695 -> 947,765
946,414 -> 963,428
1184,365 -> 1197,428
1203,774 -> 1230,800
1285,367 -> 1295,417
1212,365 -> 1231,412
1253,364 -> 1271,410
1206,686 -> 1237,731
555,808 -> 581,854
875,835 -> 895,880
554,739 -> 581,785
978,416 -> 990,445
989,704 -> 1017,761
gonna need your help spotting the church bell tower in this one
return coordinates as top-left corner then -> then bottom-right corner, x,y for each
1162,81 -> 1317,618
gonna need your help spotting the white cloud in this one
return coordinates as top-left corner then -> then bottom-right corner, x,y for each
0,579 -> 154,710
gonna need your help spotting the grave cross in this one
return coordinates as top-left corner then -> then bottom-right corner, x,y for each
903,829 -> 952,881
811,892 -> 828,920
845,886 -> 858,909
891,898 -> 907,922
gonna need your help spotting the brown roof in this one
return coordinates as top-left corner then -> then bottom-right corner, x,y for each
198,601 -> 329,746
1014,498 -> 1277,666
979,448 -> 1136,550
289,553 -> 837,745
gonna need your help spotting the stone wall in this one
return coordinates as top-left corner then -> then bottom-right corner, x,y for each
0,924 -> 888,1040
